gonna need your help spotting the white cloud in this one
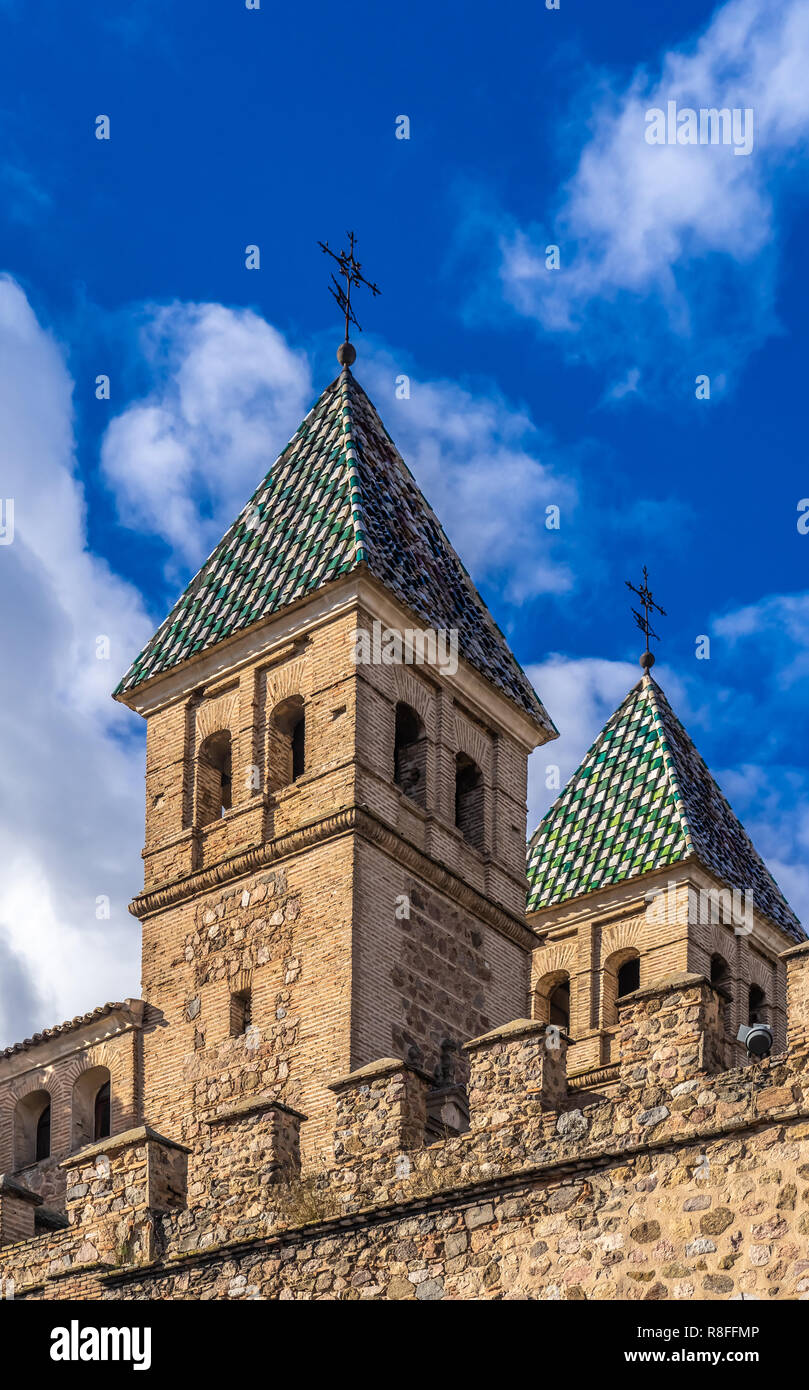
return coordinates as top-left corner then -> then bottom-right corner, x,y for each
0,275 -> 152,1047
101,303 -> 312,572
497,0 -> 809,379
604,368 -> 642,404
360,352 -> 579,602
524,655 -> 641,831
101,318 -> 582,603
100,309 -> 694,613
714,591 -> 809,686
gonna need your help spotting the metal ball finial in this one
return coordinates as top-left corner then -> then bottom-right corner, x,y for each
337,341 -> 356,367
640,650 -> 655,671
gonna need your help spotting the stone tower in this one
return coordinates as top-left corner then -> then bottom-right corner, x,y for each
526,671 -> 803,1095
114,365 -> 557,1160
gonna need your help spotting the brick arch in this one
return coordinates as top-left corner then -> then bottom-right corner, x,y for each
745,950 -> 775,994
8,1066 -> 58,1105
392,665 -> 435,736
265,659 -> 307,712
702,921 -> 736,963
601,915 -> 644,958
60,1040 -> 123,1090
196,691 -> 238,743
533,942 -> 576,981
451,713 -> 492,778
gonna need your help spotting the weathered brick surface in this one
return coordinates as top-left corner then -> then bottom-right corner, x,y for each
0,1174 -> 41,1245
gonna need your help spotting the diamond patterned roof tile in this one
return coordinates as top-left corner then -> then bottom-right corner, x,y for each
527,675 -> 803,941
115,369 -> 553,732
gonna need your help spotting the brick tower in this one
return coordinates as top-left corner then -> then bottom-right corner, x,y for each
114,364 -> 557,1161
526,670 -> 803,1095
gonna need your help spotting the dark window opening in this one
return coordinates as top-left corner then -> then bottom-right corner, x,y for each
549,979 -> 570,1030
230,989 -> 252,1037
268,696 -> 305,791
748,984 -> 766,1026
711,954 -> 730,986
291,712 -> 305,781
198,729 -> 232,826
710,954 -> 734,1039
394,702 -> 427,808
617,957 -> 640,998
93,1081 -> 111,1142
455,753 -> 484,849
35,1103 -> 51,1161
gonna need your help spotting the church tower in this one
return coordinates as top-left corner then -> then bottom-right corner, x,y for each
526,667 -> 803,1095
115,360 -> 556,1160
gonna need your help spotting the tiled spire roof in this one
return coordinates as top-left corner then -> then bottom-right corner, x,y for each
526,674 -> 803,940
115,369 -> 553,731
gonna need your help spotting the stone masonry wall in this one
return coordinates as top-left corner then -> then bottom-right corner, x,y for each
3,956 -> 809,1302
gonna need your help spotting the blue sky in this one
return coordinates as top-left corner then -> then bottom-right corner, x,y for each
1,0 -> 808,1044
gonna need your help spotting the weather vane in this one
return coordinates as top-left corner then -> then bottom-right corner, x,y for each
318,231 -> 381,366
625,566 -> 666,671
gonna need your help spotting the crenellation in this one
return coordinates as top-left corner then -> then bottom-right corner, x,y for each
4,968 -> 809,1298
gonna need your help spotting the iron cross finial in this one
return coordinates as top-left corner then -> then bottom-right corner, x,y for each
317,231 -> 381,366
625,566 -> 667,671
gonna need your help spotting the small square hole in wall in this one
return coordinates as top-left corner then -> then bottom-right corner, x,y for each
229,989 -> 252,1037
332,705 -> 346,720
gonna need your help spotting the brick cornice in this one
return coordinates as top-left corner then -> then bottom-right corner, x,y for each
129,805 -> 536,951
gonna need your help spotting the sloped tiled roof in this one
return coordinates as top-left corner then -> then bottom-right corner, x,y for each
115,370 -> 554,731
0,1002 -> 137,1060
526,675 -> 803,941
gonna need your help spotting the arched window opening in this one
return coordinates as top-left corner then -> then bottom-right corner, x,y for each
268,696 -> 305,792
426,1039 -> 469,1140
197,729 -> 232,826
36,1102 -> 51,1162
13,1089 -> 52,1169
455,753 -> 484,849
93,1081 -> 111,1141
748,984 -> 766,1026
394,702 -> 427,808
72,1066 -> 113,1150
710,953 -> 734,1040
533,970 -> 572,1034
710,953 -> 730,988
603,948 -> 641,1026
617,957 -> 640,999
549,979 -> 571,1031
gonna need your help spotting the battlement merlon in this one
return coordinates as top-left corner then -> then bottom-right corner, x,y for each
0,1172 -> 43,1246
783,938 -> 809,1053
